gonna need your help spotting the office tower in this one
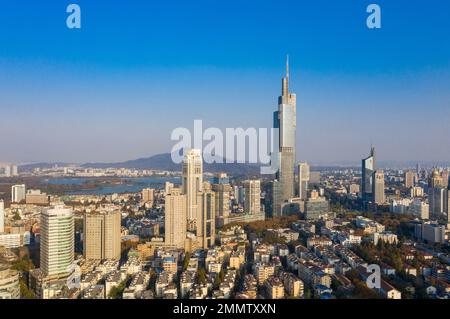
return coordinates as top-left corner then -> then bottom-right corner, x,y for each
182,149 -> 203,230
244,180 -> 261,215
372,170 -> 385,204
11,165 -> 18,176
83,210 -> 121,260
165,189 -> 187,248
304,190 -> 330,221
429,169 -> 445,220
272,57 -> 296,216
211,173 -> 231,219
142,188 -> 154,203
196,182 -> 216,248
11,184 -> 26,203
416,163 -> 421,174
298,162 -> 310,200
405,171 -> 416,188
361,147 -> 376,202
0,200 -> 4,233
40,205 -> 74,278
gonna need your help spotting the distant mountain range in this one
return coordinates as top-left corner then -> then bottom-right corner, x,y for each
18,154 -> 450,176
19,153 -> 262,177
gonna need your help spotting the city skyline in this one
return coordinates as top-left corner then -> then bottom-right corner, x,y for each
1,1 -> 450,164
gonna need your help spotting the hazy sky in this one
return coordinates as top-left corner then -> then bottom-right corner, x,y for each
0,0 -> 449,164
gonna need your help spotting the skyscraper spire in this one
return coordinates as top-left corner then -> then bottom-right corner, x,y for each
282,55 -> 289,97
286,54 -> 289,80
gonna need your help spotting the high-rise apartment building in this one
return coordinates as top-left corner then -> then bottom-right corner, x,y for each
196,182 -> 216,249
11,184 -> 26,203
0,200 -> 4,234
40,205 -> 74,278
372,170 -> 385,204
405,171 -> 416,188
244,180 -> 261,215
361,147 -> 375,202
212,173 -> 231,219
83,210 -> 121,260
182,149 -> 203,230
165,188 -> 187,249
272,57 -> 296,217
298,162 -> 310,200
142,188 -> 155,204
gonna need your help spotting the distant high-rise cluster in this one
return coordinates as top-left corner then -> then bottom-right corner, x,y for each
0,164 -> 18,177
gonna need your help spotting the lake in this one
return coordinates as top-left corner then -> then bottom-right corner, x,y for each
43,177 -> 181,195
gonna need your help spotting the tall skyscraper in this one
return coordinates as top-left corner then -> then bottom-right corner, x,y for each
272,57 -> 297,216
0,200 -> 4,233
361,147 -> 376,202
372,170 -> 385,204
11,184 -> 26,203
165,188 -> 187,249
244,180 -> 261,215
83,210 -> 121,260
40,205 -> 74,278
196,182 -> 216,249
211,173 -> 231,220
182,149 -> 203,230
298,162 -> 310,200
429,169 -> 445,220
446,180 -> 450,228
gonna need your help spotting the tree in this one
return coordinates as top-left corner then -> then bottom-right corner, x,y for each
20,279 -> 35,299
108,278 -> 129,299
183,252 -> 191,271
197,268 -> 207,285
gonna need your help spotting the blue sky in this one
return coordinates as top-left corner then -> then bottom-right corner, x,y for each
0,0 -> 449,164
